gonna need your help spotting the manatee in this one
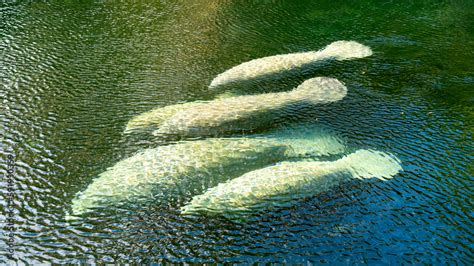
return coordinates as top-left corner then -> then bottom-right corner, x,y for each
145,77 -> 346,138
181,149 -> 402,216
125,77 -> 346,136
124,91 -> 241,133
125,101 -> 203,133
68,125 -> 345,218
209,40 -> 373,89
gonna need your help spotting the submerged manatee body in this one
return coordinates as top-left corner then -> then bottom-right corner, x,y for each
153,77 -> 346,137
209,40 -> 373,89
125,77 -> 346,136
124,92 -> 240,133
181,149 -> 402,216
69,126 -> 345,218
124,101 -> 203,134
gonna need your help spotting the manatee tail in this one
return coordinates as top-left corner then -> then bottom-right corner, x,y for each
124,102 -> 200,134
268,124 -> 346,157
318,40 -> 373,60
336,149 -> 402,181
293,77 -> 347,103
124,109 -> 171,134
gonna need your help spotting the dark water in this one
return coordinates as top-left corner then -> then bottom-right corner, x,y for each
1,0 -> 473,263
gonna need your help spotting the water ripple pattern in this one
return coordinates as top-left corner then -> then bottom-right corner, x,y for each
1,0 -> 473,264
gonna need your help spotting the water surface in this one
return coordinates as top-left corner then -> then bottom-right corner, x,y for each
1,0 -> 473,263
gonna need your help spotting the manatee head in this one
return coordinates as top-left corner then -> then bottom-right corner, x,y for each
319,40 -> 373,60
293,77 -> 347,104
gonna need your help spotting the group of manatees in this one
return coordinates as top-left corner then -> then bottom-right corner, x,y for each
68,41 -> 403,220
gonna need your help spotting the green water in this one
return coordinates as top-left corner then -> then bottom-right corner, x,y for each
1,0 -> 473,263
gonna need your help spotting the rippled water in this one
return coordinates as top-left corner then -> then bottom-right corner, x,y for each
1,0 -> 473,263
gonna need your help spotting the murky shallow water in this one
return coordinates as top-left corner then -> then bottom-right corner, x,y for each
1,1 -> 473,263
